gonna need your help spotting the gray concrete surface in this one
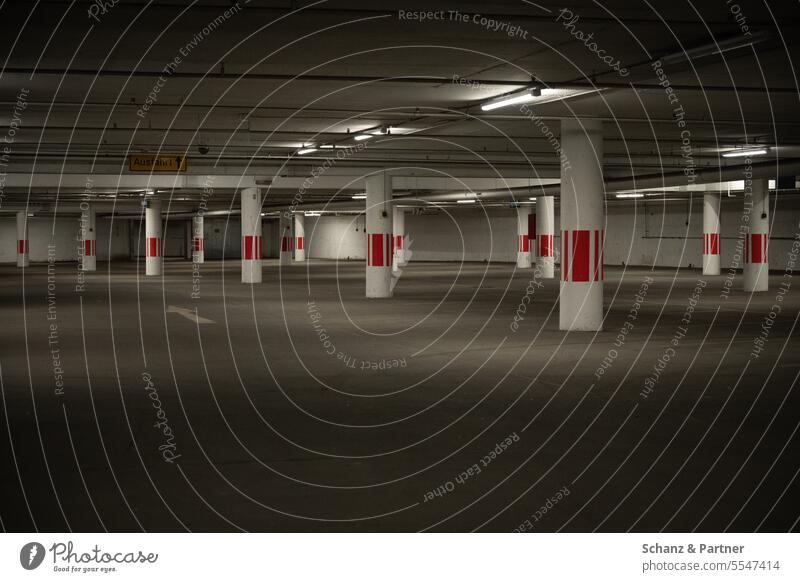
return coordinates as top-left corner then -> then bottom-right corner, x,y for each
1,259 -> 798,532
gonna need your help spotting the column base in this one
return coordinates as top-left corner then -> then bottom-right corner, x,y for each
559,282 -> 603,331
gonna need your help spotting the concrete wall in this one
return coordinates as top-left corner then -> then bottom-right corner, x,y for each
305,214 -> 366,260
203,216 -> 241,260
0,216 -> 132,263
3,197 -> 798,270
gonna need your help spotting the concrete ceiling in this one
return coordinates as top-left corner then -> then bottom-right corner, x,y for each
1,0 -> 799,213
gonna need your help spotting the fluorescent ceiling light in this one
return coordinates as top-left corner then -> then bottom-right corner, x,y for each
305,211 -> 321,217
616,193 -> 644,198
320,144 -> 334,149
481,87 -> 599,111
722,147 -> 768,158
457,199 -> 477,204
528,197 -> 537,201
481,88 -> 540,111
351,194 -> 366,200
297,147 -> 318,155
354,134 -> 372,141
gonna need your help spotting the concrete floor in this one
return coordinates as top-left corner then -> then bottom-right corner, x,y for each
1,258 -> 799,532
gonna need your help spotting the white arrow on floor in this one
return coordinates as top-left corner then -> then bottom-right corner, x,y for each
167,305 -> 215,324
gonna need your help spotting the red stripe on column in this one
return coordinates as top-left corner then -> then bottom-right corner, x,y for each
17,240 -> 28,254
539,234 -> 553,257
571,230 -> 590,282
243,235 -> 254,259
518,234 -> 529,252
147,237 -> 160,257
751,233 -> 763,263
367,233 -> 392,266
393,235 -> 403,252
84,239 -> 94,257
710,233 -> 719,255
561,231 -> 568,281
296,237 -> 304,250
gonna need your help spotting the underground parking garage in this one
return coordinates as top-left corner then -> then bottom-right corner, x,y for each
1,0 -> 799,577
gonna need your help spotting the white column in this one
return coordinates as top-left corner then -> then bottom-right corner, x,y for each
16,211 -> 29,267
516,205 -> 532,268
192,214 -> 204,263
241,187 -> 262,284
560,119 -> 604,331
145,199 -> 162,276
743,179 -> 769,292
537,196 -> 555,278
702,193 -> 720,276
279,212 -> 292,265
529,210 -> 537,265
80,204 -> 96,271
294,213 -> 306,262
365,171 -> 393,298
392,206 -> 406,272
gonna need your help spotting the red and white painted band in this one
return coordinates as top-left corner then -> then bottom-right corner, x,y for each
744,233 -> 768,264
703,233 -> 719,256
281,236 -> 293,253
393,235 -> 403,252
242,235 -> 262,260
146,237 -> 162,258
561,229 -> 603,282
296,236 -> 304,251
367,233 -> 392,267
538,234 -> 554,258
84,239 -> 96,257
518,234 -> 529,253
192,237 -> 204,252
17,240 -> 28,254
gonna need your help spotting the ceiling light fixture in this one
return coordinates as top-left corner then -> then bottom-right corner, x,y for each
528,197 -> 537,201
297,147 -> 318,155
481,87 -> 541,111
615,193 -> 644,198
354,134 -> 373,141
351,194 -> 367,200
457,199 -> 477,204
722,147 -> 768,158
320,144 -> 334,149
305,211 -> 321,217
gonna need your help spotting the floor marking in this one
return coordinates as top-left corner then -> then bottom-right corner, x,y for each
167,305 -> 215,324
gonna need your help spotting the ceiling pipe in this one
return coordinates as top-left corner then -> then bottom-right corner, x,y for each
2,68 -> 793,94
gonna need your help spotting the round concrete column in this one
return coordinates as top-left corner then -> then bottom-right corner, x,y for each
145,199 -> 162,276
279,212 -> 292,265
516,205 -> 532,268
743,179 -> 769,292
192,214 -> 204,263
537,196 -> 555,278
294,213 -> 306,262
702,193 -> 721,275
365,171 -> 393,298
559,119 -> 605,331
16,211 -> 29,267
241,187 -> 262,284
80,204 -> 97,271
393,206 -> 406,273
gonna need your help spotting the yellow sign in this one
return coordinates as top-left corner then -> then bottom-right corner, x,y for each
128,154 -> 187,172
